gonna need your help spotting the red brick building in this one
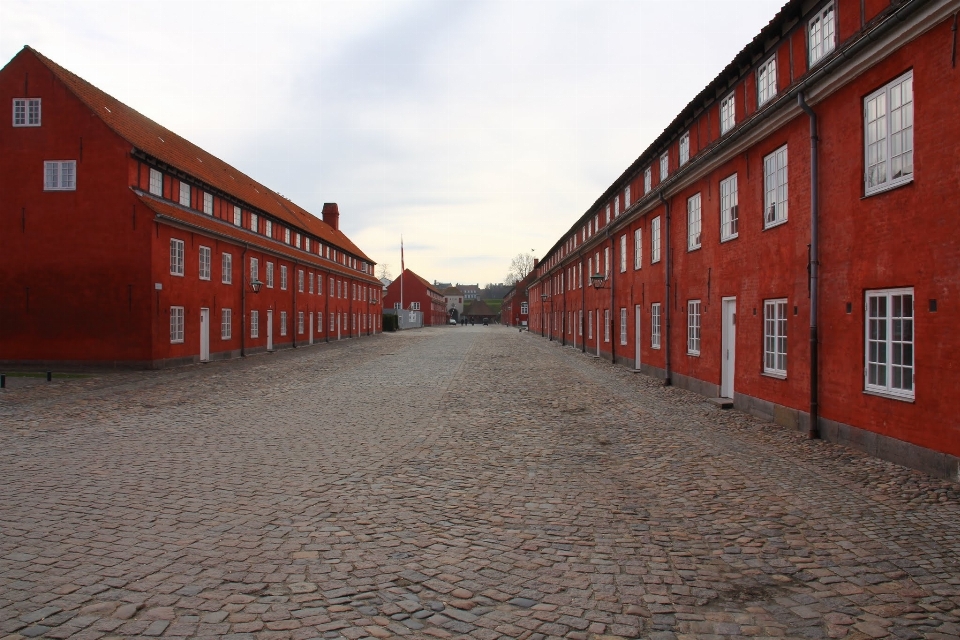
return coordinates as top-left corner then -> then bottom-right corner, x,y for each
0,47 -> 382,368
382,269 -> 447,326
529,0 -> 960,479
503,270 -> 534,328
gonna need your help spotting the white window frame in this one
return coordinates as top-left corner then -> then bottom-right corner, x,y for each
266,262 -> 275,288
652,303 -> 661,349
624,185 -> 631,209
620,308 -> 627,345
179,182 -> 191,207
757,55 -> 778,107
604,309 -> 610,343
284,228 -> 291,244
317,312 -> 323,331
199,246 -> 211,281
411,301 -> 421,310
44,161 -> 76,191
687,193 -> 701,251
808,2 -> 836,67
203,192 -> 213,215
280,311 -> 287,336
651,216 -> 661,264
764,299 -> 788,377
865,288 -> 914,400
604,247 -> 610,277
222,253 -> 233,284
221,308 -> 232,340
170,238 -> 184,276
309,272 -> 314,294
720,92 -> 735,135
634,228 -> 642,270
644,167 -> 652,194
265,220 -> 273,238
660,152 -> 669,181
687,301 -> 701,355
679,132 -> 690,166
149,168 -> 163,196
280,265 -> 288,290
13,98 -> 41,126
578,310 -> 583,336
619,234 -> 627,273
606,204 -> 611,224
588,311 -> 593,339
233,206 -> 242,226
298,311 -> 305,335
520,302 -> 528,315
578,262 -> 582,289
251,309 -> 259,338
170,306 -> 184,344
864,71 -> 914,196
614,197 -> 620,217
720,174 -> 739,241
250,213 -> 258,233
764,145 -> 788,228
250,257 -> 259,284
298,269 -> 304,293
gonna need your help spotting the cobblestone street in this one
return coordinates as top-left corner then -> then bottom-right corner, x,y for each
2,327 -> 959,640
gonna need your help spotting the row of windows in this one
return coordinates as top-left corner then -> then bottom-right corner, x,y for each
173,308 -> 378,342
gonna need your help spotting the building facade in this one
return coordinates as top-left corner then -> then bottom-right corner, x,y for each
443,286 -> 464,321
503,270 -> 534,328
1,48 -> 382,368
528,0 -> 960,479
382,269 -> 447,326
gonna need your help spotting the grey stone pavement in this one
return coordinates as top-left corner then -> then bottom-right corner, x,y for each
1,327 -> 959,640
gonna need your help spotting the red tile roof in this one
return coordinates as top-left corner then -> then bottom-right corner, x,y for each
137,192 -> 380,285
25,46 -> 372,264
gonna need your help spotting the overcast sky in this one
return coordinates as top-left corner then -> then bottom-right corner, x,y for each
3,0 -> 784,286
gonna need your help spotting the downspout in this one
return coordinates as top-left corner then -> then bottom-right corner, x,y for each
292,262 -> 298,349
241,245 -> 248,357
659,192 -> 672,386
580,250 -> 586,353
324,271 -> 330,343
798,92 -> 820,440
609,232 -> 616,364
562,268 -> 567,346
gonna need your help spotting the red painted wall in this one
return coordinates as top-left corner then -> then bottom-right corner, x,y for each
382,270 -> 446,326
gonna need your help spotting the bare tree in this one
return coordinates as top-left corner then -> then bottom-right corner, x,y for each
505,253 -> 535,285
377,263 -> 392,280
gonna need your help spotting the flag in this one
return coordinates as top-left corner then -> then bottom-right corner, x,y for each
401,236 -> 405,273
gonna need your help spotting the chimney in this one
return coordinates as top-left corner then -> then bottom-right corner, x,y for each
322,203 -> 340,231
533,258 -> 539,268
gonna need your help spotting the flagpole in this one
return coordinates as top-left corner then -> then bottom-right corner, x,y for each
400,236 -> 404,311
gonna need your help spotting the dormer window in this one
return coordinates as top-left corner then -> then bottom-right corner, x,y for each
13,98 -> 41,126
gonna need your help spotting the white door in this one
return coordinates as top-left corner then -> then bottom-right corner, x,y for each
309,312 -> 314,345
267,310 -> 274,351
199,308 -> 210,362
721,298 -> 736,398
635,305 -> 642,369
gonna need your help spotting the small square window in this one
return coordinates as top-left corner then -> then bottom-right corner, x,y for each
44,161 -> 76,191
13,98 -> 41,126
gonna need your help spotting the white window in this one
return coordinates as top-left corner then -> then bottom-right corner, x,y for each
266,262 -> 274,288
298,311 -> 304,335
588,311 -> 593,339
687,193 -> 701,250
757,55 -> 778,107
394,302 -> 401,310
331,313 -> 336,330
588,257 -> 593,279
263,219 -> 273,238
604,309 -> 610,343
222,253 -> 233,284
720,174 -> 739,241
808,3 -> 836,67
337,280 -> 341,298
305,238 -> 310,252
250,257 -> 259,283
199,246 -> 211,280
619,234 -> 627,273
624,186 -> 631,208
605,204 -> 611,224
720,92 -> 735,135
594,214 -> 599,232
13,98 -> 41,126
660,152 -> 669,181
280,311 -> 287,336
602,248 -> 609,277
764,299 -> 788,377
250,213 -> 258,233
644,167 -> 652,194
520,302 -> 528,314
578,262 -> 582,289
251,310 -> 259,338
284,228 -> 291,244
330,277 -> 334,297
317,312 -> 323,331
764,145 -> 788,227
309,273 -> 314,294
149,168 -> 162,196
170,307 -> 184,343
578,310 -> 583,336
651,216 -> 661,264
203,192 -> 213,215
295,233 -> 301,249
687,301 -> 701,355
298,270 -> 304,293
866,288 -> 914,399
233,205 -> 242,226
652,303 -> 661,349
614,197 -> 620,217
865,72 -> 914,196
317,276 -> 323,296
44,161 -> 76,190
679,132 -> 690,166
221,308 -> 232,340
280,265 -> 288,290
411,301 -> 421,310
634,229 -> 642,270
620,308 -> 627,345
179,182 -> 191,207
170,239 -> 184,276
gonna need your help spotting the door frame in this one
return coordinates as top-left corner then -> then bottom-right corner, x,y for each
721,297 -> 736,399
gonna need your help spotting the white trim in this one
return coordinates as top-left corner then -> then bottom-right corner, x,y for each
170,238 -> 184,276
763,145 -> 788,228
170,306 -> 184,343
720,173 -> 739,242
865,287 -> 915,400
198,246 -> 211,280
720,92 -> 735,135
808,2 -> 836,67
222,252 -> 233,284
864,71 -> 913,197
763,299 -> 788,376
687,300 -> 701,356
757,55 -> 778,107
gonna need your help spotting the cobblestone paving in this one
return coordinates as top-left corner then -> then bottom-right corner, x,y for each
2,327 -> 959,640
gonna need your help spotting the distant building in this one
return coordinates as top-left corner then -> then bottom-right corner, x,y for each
382,269 -> 447,326
458,283 -> 480,301
503,265 -> 535,328
443,287 -> 464,321
463,299 -> 497,323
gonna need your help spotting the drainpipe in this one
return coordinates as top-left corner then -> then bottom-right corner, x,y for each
324,271 -> 330,343
798,92 -> 820,440
240,245 -> 248,357
659,192 -> 672,386
292,262 -> 298,349
609,232 -> 616,365
580,250 -> 586,353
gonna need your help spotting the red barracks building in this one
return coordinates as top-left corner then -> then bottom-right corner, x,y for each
502,267 -> 534,328
382,269 -> 447,326
0,47 -> 383,368
528,0 -> 960,480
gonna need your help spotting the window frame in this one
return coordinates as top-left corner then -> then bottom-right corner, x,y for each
44,161 -> 77,191
619,234 -> 627,273
280,265 -> 288,291
864,71 -> 914,197
233,206 -> 242,226
170,306 -> 185,344
221,308 -> 232,340
170,238 -> 185,276
720,92 -> 735,135
280,311 -> 287,336
679,132 -> 690,166
865,287 -> 915,400
651,303 -> 661,349
222,252 -> 233,284
660,152 -> 669,181
634,228 -> 642,270
250,257 -> 259,284
251,309 -> 259,338
808,2 -> 836,67
149,168 -> 163,196
687,300 -> 701,356
620,308 -> 627,345
757,55 -> 778,107
763,299 -> 788,378
763,145 -> 788,228
203,192 -> 213,215
266,262 -> 275,288
13,98 -> 41,127
179,182 -> 191,207
651,216 -> 661,264
720,173 -> 739,242
604,309 -> 610,343
198,246 -> 211,281
644,167 -> 652,194
687,193 -> 702,251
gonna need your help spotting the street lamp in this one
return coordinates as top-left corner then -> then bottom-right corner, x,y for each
590,273 -> 608,290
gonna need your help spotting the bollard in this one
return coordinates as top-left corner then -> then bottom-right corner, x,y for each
47,371 -> 52,382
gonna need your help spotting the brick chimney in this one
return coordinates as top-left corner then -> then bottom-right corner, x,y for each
322,203 -> 340,231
